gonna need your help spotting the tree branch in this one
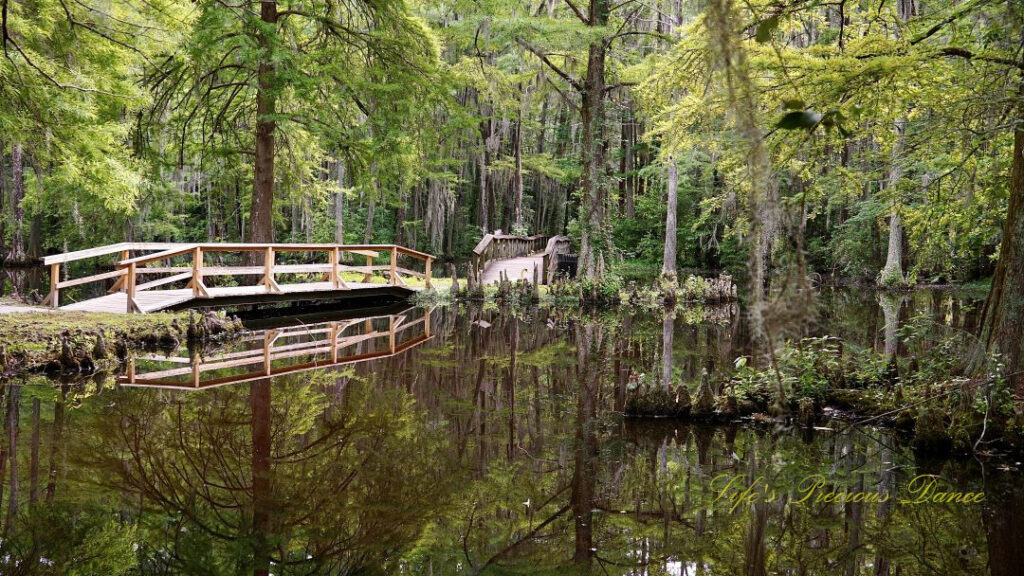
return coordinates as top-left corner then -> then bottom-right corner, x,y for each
563,0 -> 590,25
516,37 -> 582,91
937,46 -> 1024,71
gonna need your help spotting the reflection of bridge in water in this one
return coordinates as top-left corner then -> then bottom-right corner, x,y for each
120,307 -> 432,389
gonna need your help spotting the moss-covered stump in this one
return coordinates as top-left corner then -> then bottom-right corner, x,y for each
913,407 -> 953,453
625,386 -> 691,418
0,310 -> 244,377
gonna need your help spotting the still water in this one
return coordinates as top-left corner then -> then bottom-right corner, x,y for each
0,288 -> 1019,575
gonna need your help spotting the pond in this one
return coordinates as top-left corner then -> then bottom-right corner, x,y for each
0,287 -> 1017,575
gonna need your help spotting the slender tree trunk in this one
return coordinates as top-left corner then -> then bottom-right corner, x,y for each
878,120 -> 907,287
622,107 -> 635,218
9,143 -> 25,261
577,0 -> 610,279
248,0 -> 278,247
364,193 -> 376,243
981,126 -> 1024,400
578,36 -> 607,279
334,160 -> 345,244
479,149 -> 489,233
513,112 -> 524,231
662,156 -> 678,280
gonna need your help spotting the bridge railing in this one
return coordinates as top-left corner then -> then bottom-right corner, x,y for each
471,233 -> 548,282
540,235 -> 572,283
42,242 -> 434,312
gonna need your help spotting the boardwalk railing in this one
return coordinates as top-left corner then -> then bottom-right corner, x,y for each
470,233 -> 573,284
42,242 -> 433,313
120,308 -> 432,388
540,235 -> 572,283
471,234 -> 547,283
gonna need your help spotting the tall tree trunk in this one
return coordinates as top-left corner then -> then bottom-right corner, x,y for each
878,119 -> 907,287
334,160 -> 345,244
981,126 -> 1024,400
478,150 -> 489,233
622,106 -> 635,218
513,112 -> 524,232
578,36 -> 608,278
249,0 -> 278,247
576,0 -> 610,279
364,193 -> 376,243
661,156 -> 678,281
9,143 -> 25,261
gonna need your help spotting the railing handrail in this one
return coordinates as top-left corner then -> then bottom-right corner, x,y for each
472,234 -> 547,256
115,243 -> 430,267
41,242 -> 186,265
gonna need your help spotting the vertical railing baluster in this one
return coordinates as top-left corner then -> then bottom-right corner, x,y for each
47,263 -> 60,308
390,246 -> 398,285
126,262 -> 139,313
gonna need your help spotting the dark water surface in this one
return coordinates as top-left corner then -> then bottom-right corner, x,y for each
0,287 -> 1020,575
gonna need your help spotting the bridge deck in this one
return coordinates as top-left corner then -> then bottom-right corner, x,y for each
481,252 -> 545,285
62,282 -> 415,314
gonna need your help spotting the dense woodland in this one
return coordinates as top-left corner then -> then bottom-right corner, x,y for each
2,0 -> 1024,385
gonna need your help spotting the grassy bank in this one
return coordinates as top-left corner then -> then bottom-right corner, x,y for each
0,305 -> 243,376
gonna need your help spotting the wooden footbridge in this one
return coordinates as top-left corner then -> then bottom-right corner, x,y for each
472,234 -> 571,285
39,234 -> 571,313
42,242 -> 434,313
120,307 -> 432,389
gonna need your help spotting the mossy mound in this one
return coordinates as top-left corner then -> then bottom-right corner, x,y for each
0,310 -> 244,377
625,387 -> 691,418
913,407 -> 952,453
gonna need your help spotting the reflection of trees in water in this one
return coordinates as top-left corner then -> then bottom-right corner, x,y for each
0,305 -> 1004,575
82,371 -> 456,574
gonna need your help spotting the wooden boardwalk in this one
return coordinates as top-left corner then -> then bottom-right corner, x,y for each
480,252 -> 545,285
472,234 -> 571,285
43,242 -> 433,314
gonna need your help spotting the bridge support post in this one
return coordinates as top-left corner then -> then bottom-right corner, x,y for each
425,257 -> 432,289
329,248 -> 349,289
262,247 -> 282,293
126,262 -> 141,313
389,247 -> 398,286
188,247 -> 210,298
44,263 -> 60,308
362,254 -> 374,283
